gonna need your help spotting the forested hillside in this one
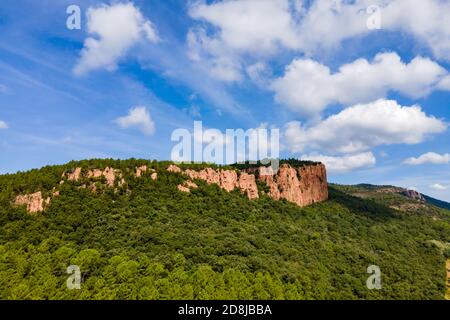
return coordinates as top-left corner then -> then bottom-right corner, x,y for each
0,159 -> 449,300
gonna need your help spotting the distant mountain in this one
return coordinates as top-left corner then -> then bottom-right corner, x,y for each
0,159 -> 449,300
332,183 -> 450,214
423,195 -> 450,211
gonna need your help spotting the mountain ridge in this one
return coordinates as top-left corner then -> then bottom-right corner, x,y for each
0,159 -> 449,300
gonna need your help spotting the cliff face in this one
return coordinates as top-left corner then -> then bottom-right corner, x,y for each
169,163 -> 328,207
175,167 -> 259,199
14,162 -> 328,214
401,189 -> 426,202
14,165 -> 156,213
256,164 -> 328,207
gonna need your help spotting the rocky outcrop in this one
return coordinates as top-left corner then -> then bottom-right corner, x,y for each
67,167 -> 82,181
87,169 -> 103,179
13,162 -> 327,214
136,166 -> 157,181
175,166 -> 259,199
65,167 -> 123,187
14,165 -> 160,213
221,170 -> 239,192
136,165 -> 148,177
238,172 -> 259,200
185,168 -> 219,185
255,164 -> 328,207
14,192 -> 47,213
401,189 -> 426,202
167,163 -> 328,206
167,165 -> 182,173
102,167 -> 117,187
374,186 -> 426,202
177,184 -> 191,193
177,180 -> 198,193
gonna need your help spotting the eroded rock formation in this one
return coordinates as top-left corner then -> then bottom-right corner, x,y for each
65,167 -> 127,187
238,172 -> 259,200
13,162 -> 327,214
67,167 -> 82,181
136,165 -> 148,177
102,167 -> 117,187
177,180 -> 198,193
401,189 -> 426,202
14,165 -> 160,213
175,166 -> 259,199
167,165 -> 182,173
14,192 -> 47,213
167,163 -> 328,206
256,164 -> 328,207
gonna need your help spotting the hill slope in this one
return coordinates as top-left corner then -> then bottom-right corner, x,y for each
0,159 -> 449,300
332,183 -> 450,215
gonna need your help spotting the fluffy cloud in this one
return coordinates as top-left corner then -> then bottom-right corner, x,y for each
301,152 -> 376,173
271,52 -> 449,115
430,183 -> 447,191
189,0 -> 300,54
294,0 -> 450,59
404,152 -> 450,165
115,106 -> 155,136
284,99 -> 447,154
0,120 -> 8,129
74,3 -> 158,75
379,0 -> 450,61
190,0 -> 450,57
187,0 -> 301,82
188,0 -> 450,81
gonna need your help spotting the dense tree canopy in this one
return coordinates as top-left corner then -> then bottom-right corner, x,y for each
0,159 -> 449,300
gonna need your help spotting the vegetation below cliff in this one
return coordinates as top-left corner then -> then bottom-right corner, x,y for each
0,159 -> 449,300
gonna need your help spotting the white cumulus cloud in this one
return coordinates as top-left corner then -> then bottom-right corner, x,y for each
189,0 -> 300,54
0,120 -> 8,129
115,106 -> 155,136
284,99 -> 447,154
271,52 -> 449,115
74,3 -> 158,75
301,152 -> 376,173
404,152 -> 450,165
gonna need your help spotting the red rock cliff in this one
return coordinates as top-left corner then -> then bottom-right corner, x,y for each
169,163 -> 328,207
256,164 -> 328,207
14,191 -> 48,213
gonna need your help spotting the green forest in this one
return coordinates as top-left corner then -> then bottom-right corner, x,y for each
0,159 -> 449,300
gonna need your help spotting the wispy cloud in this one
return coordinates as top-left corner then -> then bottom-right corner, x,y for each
404,152 -> 450,165
0,120 -> 8,129
430,183 -> 447,191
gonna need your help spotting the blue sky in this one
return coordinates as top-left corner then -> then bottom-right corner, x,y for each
0,0 -> 449,201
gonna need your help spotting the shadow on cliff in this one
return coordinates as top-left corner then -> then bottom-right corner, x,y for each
328,186 -> 398,221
